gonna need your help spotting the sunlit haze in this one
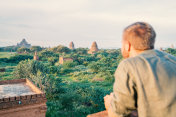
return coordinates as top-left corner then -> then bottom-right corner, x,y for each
0,0 -> 176,48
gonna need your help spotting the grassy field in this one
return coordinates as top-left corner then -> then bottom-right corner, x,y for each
0,52 -> 16,80
0,52 -> 16,58
0,62 -> 17,81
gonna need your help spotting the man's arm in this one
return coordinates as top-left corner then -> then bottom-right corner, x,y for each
105,61 -> 137,117
104,93 -> 138,117
104,93 -> 120,117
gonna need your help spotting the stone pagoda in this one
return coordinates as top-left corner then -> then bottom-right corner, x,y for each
69,41 -> 75,50
88,41 -> 99,54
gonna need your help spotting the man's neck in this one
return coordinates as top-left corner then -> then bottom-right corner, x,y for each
129,48 -> 145,58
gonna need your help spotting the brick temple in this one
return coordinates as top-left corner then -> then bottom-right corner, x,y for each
59,56 -> 73,64
0,79 -> 47,117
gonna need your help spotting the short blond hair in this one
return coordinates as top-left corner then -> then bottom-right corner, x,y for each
124,22 -> 156,50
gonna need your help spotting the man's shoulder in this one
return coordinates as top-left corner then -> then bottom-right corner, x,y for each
117,57 -> 139,72
119,49 -> 176,69
118,50 -> 157,69
119,56 -> 142,66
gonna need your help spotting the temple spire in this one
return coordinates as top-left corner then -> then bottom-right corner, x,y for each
88,41 -> 99,54
69,41 -> 75,50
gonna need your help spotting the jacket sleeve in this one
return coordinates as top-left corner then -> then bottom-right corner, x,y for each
109,61 -> 137,117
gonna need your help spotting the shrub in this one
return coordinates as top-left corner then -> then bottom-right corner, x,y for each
17,47 -> 30,53
48,57 -> 58,65
13,59 -> 64,98
62,61 -> 78,69
51,45 -> 71,53
13,59 -> 48,79
30,46 -> 43,52
46,82 -> 111,117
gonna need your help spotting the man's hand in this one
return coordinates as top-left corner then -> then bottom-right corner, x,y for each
104,93 -> 113,110
104,93 -> 119,117
104,93 -> 138,117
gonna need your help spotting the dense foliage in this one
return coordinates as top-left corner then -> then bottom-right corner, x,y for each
0,54 -> 33,63
164,48 -> 176,56
0,47 -> 176,117
0,46 -> 19,52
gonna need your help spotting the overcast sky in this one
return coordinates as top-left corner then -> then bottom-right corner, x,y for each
0,0 -> 176,48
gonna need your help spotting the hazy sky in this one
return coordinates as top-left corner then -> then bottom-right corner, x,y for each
0,0 -> 176,48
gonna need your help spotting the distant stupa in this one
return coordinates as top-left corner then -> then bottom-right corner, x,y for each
69,41 -> 75,50
88,41 -> 99,54
17,38 -> 31,48
171,44 -> 174,49
33,51 -> 39,60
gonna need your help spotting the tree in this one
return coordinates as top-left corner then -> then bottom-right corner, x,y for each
39,50 -> 59,61
76,48 -> 88,55
165,48 -> 176,56
48,57 -> 58,65
30,46 -> 43,52
13,59 -> 48,79
62,61 -> 78,69
88,62 -> 102,73
17,47 -> 30,53
51,45 -> 71,53
0,46 -> 19,52
39,50 -> 56,57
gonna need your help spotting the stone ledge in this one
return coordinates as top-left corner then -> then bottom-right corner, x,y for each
87,110 -> 138,117
0,102 -> 47,117
0,95 -> 47,109
87,111 -> 108,117
0,79 -> 46,110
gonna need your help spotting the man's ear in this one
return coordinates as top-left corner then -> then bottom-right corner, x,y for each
124,41 -> 131,52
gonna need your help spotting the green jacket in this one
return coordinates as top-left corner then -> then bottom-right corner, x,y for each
110,50 -> 176,117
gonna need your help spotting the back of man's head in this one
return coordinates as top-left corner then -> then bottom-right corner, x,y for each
124,22 -> 156,50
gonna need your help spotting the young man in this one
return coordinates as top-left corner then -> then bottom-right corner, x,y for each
104,22 -> 176,117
